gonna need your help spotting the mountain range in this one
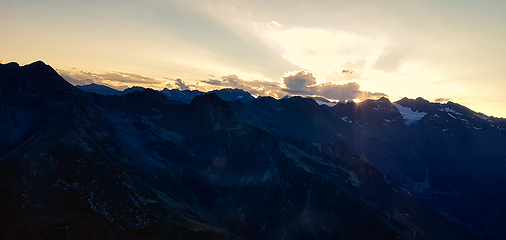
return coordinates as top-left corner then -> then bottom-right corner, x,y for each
76,83 -> 256,104
1,61 -> 505,239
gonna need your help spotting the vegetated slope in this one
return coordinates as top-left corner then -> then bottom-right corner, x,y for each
0,61 -> 486,239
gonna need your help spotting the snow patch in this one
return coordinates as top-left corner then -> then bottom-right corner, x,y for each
315,99 -> 337,107
475,113 -> 491,121
343,169 -> 361,187
340,116 -> 352,124
440,107 -> 462,115
393,104 -> 427,125
447,113 -> 457,119
475,113 -> 496,127
262,168 -> 273,182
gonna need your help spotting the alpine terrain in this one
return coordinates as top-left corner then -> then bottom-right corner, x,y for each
2,61 -> 505,239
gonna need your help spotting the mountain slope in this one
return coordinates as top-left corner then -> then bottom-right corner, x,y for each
340,97 -> 506,238
238,94 -> 506,238
0,61 -> 491,239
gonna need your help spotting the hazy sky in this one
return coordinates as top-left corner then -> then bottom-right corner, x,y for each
2,0 -> 506,117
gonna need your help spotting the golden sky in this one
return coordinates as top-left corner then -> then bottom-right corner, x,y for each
1,0 -> 506,117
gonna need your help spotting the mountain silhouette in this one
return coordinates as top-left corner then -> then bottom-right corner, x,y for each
3,61 -> 505,239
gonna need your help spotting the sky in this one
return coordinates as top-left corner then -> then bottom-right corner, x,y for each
1,0 -> 506,117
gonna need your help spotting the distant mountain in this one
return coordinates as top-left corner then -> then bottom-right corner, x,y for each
210,88 -> 255,103
78,83 -> 255,103
122,86 -> 146,94
160,87 -> 256,103
160,88 -> 203,103
161,87 -> 255,103
77,83 -> 123,95
3,61 -> 506,239
77,83 -> 145,96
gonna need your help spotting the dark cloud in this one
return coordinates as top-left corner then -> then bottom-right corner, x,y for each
203,79 -> 223,86
332,69 -> 362,81
330,60 -> 366,81
176,78 -> 190,90
282,70 -> 386,100
282,71 -> 317,93
214,75 -> 243,87
434,98 -> 451,103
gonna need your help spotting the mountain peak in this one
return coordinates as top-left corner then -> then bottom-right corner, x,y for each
0,61 -> 77,104
210,88 -> 255,103
190,92 -> 226,106
77,83 -> 122,96
20,61 -> 56,75
26,60 -> 47,67
377,96 -> 391,103
0,61 -> 20,68
373,97 -> 393,107
123,86 -> 146,94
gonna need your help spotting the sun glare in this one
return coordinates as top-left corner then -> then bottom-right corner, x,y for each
266,28 -> 387,83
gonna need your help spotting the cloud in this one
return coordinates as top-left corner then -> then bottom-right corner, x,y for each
163,77 -> 203,91
434,98 -> 451,103
99,72 -> 161,84
56,68 -> 164,89
282,70 -> 316,93
266,28 -> 387,81
311,82 -> 386,100
328,60 -> 366,81
266,21 -> 283,31
333,69 -> 363,82
201,75 -> 283,97
58,72 -> 94,86
175,78 -> 190,90
282,70 -> 386,100
57,68 -> 99,86
58,66 -> 385,101
340,60 -> 367,70
203,70 -> 386,101
372,44 -> 412,73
